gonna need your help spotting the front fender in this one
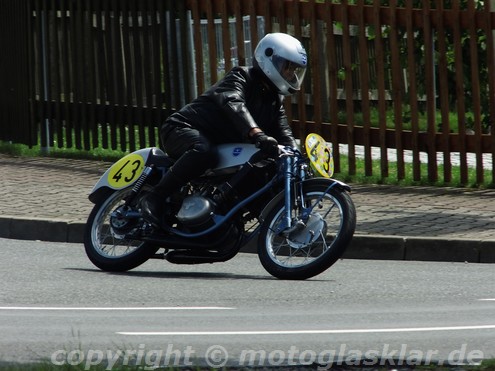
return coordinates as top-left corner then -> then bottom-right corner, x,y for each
88,186 -> 114,205
88,147 -> 166,204
259,177 -> 351,223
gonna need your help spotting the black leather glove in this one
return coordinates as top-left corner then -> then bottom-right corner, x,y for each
251,132 -> 279,158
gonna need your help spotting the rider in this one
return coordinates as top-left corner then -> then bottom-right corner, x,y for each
141,32 -> 308,227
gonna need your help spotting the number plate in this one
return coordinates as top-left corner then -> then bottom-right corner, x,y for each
305,133 -> 334,178
107,153 -> 145,189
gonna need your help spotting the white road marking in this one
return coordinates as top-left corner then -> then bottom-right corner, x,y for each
0,306 -> 234,311
479,299 -> 495,301
117,324 -> 495,336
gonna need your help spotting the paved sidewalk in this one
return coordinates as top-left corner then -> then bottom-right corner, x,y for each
1,154 -> 495,263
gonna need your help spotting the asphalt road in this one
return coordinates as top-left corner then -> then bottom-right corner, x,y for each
1,238 -> 495,369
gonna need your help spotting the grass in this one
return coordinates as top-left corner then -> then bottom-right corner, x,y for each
334,154 -> 494,189
341,103 -> 490,134
0,141 -> 125,162
0,125 -> 160,162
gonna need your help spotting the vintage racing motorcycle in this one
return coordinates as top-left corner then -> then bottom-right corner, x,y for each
84,133 -> 356,280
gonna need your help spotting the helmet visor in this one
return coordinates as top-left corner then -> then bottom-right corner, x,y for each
272,55 -> 307,91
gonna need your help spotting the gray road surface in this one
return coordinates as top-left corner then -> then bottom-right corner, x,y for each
1,238 -> 494,368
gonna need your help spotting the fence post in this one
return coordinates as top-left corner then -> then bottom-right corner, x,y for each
0,1 -> 32,145
489,0 -> 495,185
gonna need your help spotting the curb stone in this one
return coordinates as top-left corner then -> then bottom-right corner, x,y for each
0,217 -> 84,244
2,216 -> 494,263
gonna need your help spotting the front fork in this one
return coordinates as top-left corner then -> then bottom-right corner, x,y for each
110,165 -> 154,221
278,156 -> 307,235
277,155 -> 338,236
124,165 -> 154,206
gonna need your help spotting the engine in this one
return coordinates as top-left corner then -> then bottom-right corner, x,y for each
176,195 -> 214,227
175,159 -> 278,229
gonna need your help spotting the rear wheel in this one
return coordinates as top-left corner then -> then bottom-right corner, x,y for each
258,181 -> 356,280
84,189 -> 158,272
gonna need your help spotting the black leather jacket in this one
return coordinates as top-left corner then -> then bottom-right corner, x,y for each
163,66 -> 297,148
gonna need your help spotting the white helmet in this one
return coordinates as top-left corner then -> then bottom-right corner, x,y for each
254,33 -> 308,96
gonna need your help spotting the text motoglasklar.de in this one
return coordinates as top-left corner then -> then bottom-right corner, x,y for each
50,343 -> 484,370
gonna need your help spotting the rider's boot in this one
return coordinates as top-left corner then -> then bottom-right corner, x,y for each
140,170 -> 183,228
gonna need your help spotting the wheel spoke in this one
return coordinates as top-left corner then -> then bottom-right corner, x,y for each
271,238 -> 288,256
91,190 -> 144,259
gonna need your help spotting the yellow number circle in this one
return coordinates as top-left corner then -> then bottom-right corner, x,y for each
305,133 -> 334,178
107,153 -> 145,189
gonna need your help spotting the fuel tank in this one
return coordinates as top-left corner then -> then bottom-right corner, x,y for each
209,143 -> 260,174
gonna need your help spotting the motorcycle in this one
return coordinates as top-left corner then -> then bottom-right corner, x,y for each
84,133 -> 356,280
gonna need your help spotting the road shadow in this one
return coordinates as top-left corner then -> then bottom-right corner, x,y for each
66,267 -> 274,280
65,267 -> 333,282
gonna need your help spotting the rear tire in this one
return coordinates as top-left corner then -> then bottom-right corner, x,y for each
84,189 -> 158,272
258,181 -> 356,280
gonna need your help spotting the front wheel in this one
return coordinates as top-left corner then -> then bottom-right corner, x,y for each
84,188 -> 158,272
258,181 -> 356,280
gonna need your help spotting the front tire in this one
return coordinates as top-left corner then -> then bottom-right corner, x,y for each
258,181 -> 356,280
84,189 -> 158,272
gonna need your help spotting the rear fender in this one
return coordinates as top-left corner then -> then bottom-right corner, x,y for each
88,147 -> 168,204
259,178 -> 351,223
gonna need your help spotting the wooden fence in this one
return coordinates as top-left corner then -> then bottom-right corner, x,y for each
28,0 -> 191,151
0,1 -> 31,145
1,0 -> 495,185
